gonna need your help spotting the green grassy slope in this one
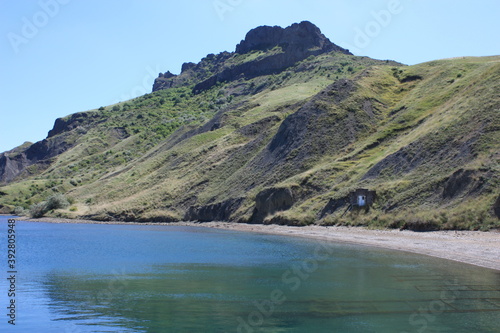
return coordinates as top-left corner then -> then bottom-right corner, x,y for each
1,54 -> 499,230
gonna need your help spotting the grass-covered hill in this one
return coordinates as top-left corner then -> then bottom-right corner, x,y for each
1,22 -> 499,230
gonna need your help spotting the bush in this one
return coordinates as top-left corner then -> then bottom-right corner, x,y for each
28,194 -> 70,218
29,202 -> 48,218
14,206 -> 28,216
46,194 -> 70,210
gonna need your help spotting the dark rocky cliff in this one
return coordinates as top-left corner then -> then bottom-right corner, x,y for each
0,111 -> 103,184
235,21 -> 346,55
0,135 -> 73,184
152,21 -> 351,94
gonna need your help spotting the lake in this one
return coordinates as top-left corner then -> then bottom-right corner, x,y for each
0,217 -> 499,332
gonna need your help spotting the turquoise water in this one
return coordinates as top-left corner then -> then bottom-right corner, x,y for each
0,217 -> 499,332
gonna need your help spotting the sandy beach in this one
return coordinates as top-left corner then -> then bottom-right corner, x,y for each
19,217 -> 500,271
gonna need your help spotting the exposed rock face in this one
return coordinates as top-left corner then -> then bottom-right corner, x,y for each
161,71 -> 176,78
152,52 -> 232,92
0,111 -> 123,184
239,79 -> 361,185
25,136 -> 73,161
153,21 -> 351,94
235,21 -> 347,55
362,136 -> 476,180
152,71 -> 178,91
494,195 -> 500,219
0,134 -> 73,184
442,169 -> 484,199
181,62 -> 196,72
250,187 -> 294,223
319,197 -> 348,218
0,148 -> 30,184
268,79 -> 356,159
185,198 -> 243,222
48,111 -> 99,137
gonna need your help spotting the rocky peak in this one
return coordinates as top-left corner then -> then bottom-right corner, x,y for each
153,71 -> 178,91
158,71 -> 176,79
152,21 -> 351,93
235,21 -> 350,55
181,62 -> 196,73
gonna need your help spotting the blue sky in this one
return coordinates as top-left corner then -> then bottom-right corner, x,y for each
1,0 -> 499,153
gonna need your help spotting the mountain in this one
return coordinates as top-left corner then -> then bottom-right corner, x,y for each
1,21 -> 499,230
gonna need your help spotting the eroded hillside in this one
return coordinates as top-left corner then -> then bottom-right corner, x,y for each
1,22 -> 498,230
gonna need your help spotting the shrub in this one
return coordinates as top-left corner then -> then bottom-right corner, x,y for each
29,202 -> 48,218
46,194 -> 70,210
14,206 -> 28,216
28,194 -> 70,218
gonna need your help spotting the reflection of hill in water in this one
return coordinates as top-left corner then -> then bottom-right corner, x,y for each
29,223 -> 500,332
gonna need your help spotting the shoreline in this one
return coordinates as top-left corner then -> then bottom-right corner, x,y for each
13,216 -> 500,272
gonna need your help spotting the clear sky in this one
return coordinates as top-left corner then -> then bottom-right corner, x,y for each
1,0 -> 499,153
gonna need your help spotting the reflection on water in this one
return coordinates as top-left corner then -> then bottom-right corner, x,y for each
0,218 -> 499,332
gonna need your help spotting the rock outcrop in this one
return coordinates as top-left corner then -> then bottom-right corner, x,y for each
235,21 -> 347,55
442,169 -> 485,199
185,198 -> 243,222
249,187 -> 294,223
0,111 -> 116,184
152,21 -> 351,94
319,197 -> 348,218
0,134 -> 73,184
152,52 -> 232,92
48,111 -> 99,137
0,146 -> 31,184
151,71 -> 178,91
494,195 -> 500,219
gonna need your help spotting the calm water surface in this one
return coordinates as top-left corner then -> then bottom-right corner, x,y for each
0,217 -> 499,332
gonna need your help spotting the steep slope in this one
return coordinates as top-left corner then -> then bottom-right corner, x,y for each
0,22 -> 498,230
